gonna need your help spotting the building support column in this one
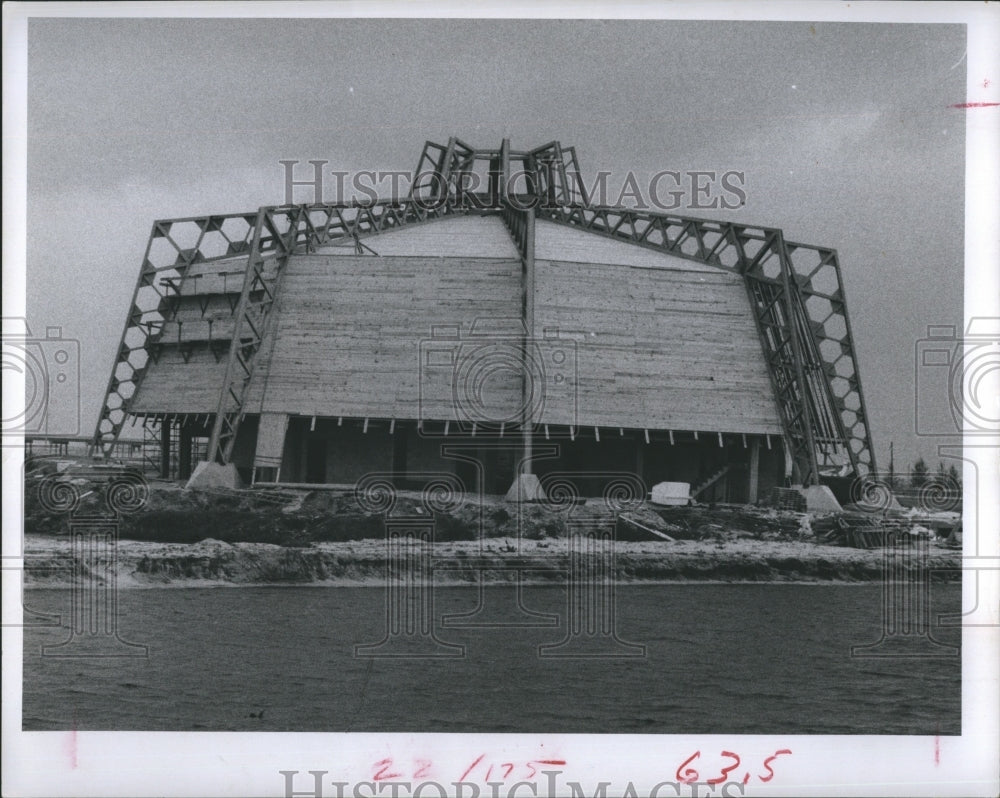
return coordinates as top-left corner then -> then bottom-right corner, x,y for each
521,207 -> 536,477
635,434 -> 645,485
159,415 -> 171,479
179,421 -> 193,480
392,423 -> 408,487
748,437 -> 761,504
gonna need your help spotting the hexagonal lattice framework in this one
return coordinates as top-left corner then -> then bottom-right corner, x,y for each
198,230 -> 230,259
789,245 -> 822,275
760,251 -> 782,280
823,314 -> 847,341
679,233 -> 700,257
820,339 -> 843,363
805,294 -> 834,324
830,376 -> 851,398
643,224 -> 665,248
92,212 -> 266,458
91,165 -> 879,480
166,221 -> 201,251
148,236 -> 180,270
717,244 -> 739,269
834,357 -> 856,378
221,216 -> 253,244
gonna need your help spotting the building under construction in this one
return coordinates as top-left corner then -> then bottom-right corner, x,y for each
91,138 -> 876,501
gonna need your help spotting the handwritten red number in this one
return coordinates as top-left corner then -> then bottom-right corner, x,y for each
676,751 -> 701,784
759,749 -> 792,783
707,751 -> 741,785
523,760 -> 564,780
413,759 -> 432,779
458,754 -> 485,783
373,758 -> 402,782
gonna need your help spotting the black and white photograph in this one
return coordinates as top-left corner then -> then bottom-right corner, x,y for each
3,2 -> 998,797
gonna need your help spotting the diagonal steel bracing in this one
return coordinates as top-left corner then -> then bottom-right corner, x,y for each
90,212 -> 258,459
92,197 -> 467,463
534,202 -> 876,482
96,139 -> 875,485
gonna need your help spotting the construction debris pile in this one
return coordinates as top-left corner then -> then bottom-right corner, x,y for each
811,508 -> 961,550
24,456 -> 961,552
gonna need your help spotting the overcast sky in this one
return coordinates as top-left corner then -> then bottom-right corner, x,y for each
23,16 -> 970,470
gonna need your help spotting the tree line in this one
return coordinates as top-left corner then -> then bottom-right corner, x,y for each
889,458 -> 960,489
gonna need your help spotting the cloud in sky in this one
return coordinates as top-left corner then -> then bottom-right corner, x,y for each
22,17 -> 967,468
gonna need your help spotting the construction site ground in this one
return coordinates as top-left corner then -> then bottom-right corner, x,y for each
21,461 -> 963,587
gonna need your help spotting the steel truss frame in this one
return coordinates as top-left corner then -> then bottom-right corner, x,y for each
92,197 -> 467,463
95,140 -> 874,484
532,203 -> 876,483
412,137 -> 588,207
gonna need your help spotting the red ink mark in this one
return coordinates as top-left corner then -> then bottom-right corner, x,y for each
414,759 -> 432,779
534,760 -> 567,766
501,763 -> 515,779
676,751 -> 701,784
759,749 -> 792,783
459,754 -> 485,783
66,710 -> 78,770
707,751 -> 741,785
66,728 -> 78,770
372,758 -> 402,782
949,102 -> 1000,109
743,773 -> 751,785
935,735 -> 940,766
984,79 -> 991,89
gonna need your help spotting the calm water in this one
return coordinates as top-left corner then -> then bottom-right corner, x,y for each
22,584 -> 960,734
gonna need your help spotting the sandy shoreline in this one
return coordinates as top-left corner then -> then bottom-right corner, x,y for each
21,534 -> 962,588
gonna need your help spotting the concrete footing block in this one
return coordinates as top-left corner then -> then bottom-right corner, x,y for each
797,484 -> 844,513
185,461 -> 242,491
504,473 -> 546,502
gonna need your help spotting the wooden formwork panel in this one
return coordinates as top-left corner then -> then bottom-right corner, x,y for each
129,223 -> 782,436
533,258 -> 784,434
247,254 -> 524,421
534,218 -> 723,271
313,214 -> 520,259
129,347 -> 228,414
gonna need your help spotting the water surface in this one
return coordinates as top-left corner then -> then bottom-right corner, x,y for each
22,584 -> 961,734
